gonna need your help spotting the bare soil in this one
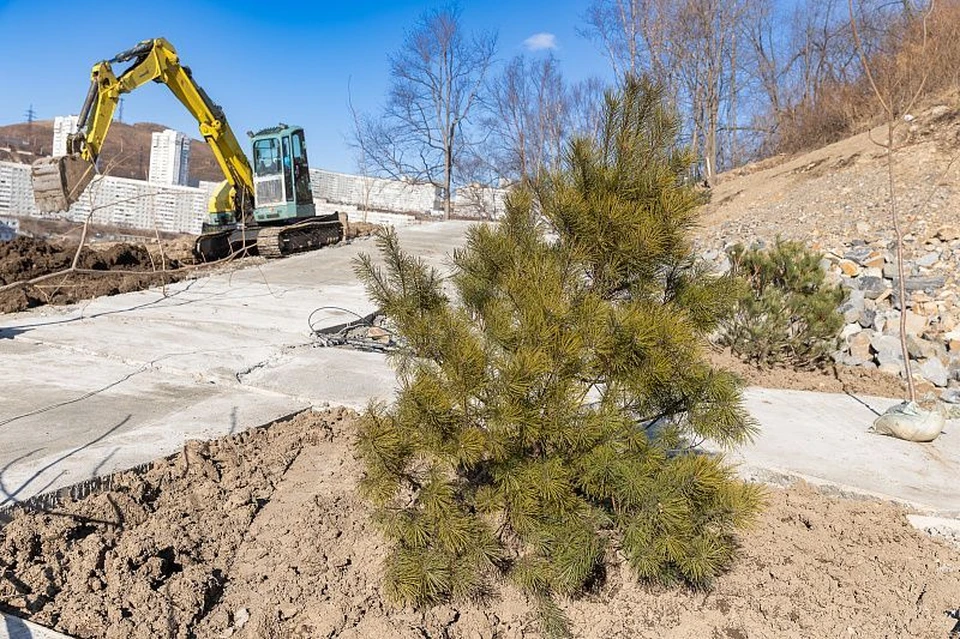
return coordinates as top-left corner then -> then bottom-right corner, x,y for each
1,408 -> 957,639
0,236 -> 191,313
706,347 -> 921,399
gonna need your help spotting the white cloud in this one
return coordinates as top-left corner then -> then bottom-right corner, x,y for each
523,33 -> 558,51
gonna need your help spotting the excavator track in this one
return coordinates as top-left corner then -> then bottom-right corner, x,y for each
195,230 -> 234,263
255,217 -> 343,259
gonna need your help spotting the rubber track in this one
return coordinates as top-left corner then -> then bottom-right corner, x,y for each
256,219 -> 342,258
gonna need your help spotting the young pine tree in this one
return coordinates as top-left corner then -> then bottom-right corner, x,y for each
354,76 -> 763,636
720,240 -> 846,369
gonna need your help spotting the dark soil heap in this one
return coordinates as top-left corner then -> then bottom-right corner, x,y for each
0,237 -> 186,313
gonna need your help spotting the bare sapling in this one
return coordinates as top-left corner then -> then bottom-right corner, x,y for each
848,0 -> 935,403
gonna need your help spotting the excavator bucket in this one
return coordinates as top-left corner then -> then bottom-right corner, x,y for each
30,155 -> 96,213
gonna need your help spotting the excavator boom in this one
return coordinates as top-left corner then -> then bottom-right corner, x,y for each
31,38 -> 254,220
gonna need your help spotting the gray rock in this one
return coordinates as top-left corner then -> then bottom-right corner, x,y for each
714,256 -> 731,275
836,352 -> 871,367
844,245 -> 875,266
920,358 -> 950,387
907,276 -> 946,291
883,259 -> 918,279
940,388 -> 960,404
857,276 -> 889,299
234,607 -> 250,630
858,308 -> 876,329
949,356 -> 960,381
906,334 -> 941,360
916,252 -> 940,268
871,333 -> 904,365
891,276 -> 947,292
839,290 -> 866,323
872,312 -> 887,333
841,322 -> 862,340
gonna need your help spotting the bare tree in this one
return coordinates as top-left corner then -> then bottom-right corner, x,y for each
580,0 -> 675,83
568,77 -> 608,144
582,0 -> 750,182
479,54 -> 575,184
848,0 -> 936,403
353,7 -> 496,219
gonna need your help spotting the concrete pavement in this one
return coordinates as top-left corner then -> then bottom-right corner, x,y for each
731,388 -> 958,516
0,221 -> 467,509
0,219 -> 956,521
0,614 -> 72,639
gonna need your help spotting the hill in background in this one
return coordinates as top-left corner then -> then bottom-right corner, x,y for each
0,120 -> 224,184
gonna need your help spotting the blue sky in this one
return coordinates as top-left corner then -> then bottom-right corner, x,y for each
0,0 -> 613,174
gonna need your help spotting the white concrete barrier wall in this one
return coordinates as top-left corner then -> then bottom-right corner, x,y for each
0,160 -> 502,234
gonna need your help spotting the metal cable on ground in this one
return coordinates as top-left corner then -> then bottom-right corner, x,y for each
307,305 -> 399,353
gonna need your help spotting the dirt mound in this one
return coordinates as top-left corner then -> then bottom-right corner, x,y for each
707,347 -> 920,399
0,237 -> 189,313
1,408 -> 958,638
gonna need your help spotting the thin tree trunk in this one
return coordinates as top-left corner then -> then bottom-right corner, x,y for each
888,122 -> 916,402
445,123 -> 455,220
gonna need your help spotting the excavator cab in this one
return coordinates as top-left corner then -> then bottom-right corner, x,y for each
249,124 -> 315,223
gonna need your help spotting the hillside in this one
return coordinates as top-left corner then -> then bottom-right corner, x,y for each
698,103 -> 960,253
0,120 -> 224,183
698,101 -> 960,395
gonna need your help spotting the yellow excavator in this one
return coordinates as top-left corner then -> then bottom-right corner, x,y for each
31,38 -> 342,261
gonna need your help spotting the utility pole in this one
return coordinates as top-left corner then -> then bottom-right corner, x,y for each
24,105 -> 36,129
117,97 -> 125,123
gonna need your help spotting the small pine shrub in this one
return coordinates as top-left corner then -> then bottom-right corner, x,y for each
354,77 -> 764,637
719,240 -> 845,369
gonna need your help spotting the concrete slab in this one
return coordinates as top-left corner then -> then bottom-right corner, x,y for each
0,221 -> 472,506
238,345 -> 398,410
0,612 -> 73,639
0,218 -> 957,523
728,388 -> 959,516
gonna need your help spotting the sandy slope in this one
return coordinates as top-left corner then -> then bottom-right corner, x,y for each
696,101 -> 960,257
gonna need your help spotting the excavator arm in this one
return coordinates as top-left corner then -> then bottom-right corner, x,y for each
32,38 -> 254,221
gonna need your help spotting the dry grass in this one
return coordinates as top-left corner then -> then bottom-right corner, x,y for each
775,0 -> 960,155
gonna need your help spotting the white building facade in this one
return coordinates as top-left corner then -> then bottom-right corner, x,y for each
149,129 -> 191,186
52,115 -> 80,157
0,161 -> 207,234
309,169 -> 440,215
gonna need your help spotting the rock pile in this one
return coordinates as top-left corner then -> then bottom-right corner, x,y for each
824,227 -> 960,399
692,104 -> 960,399
704,224 -> 960,401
